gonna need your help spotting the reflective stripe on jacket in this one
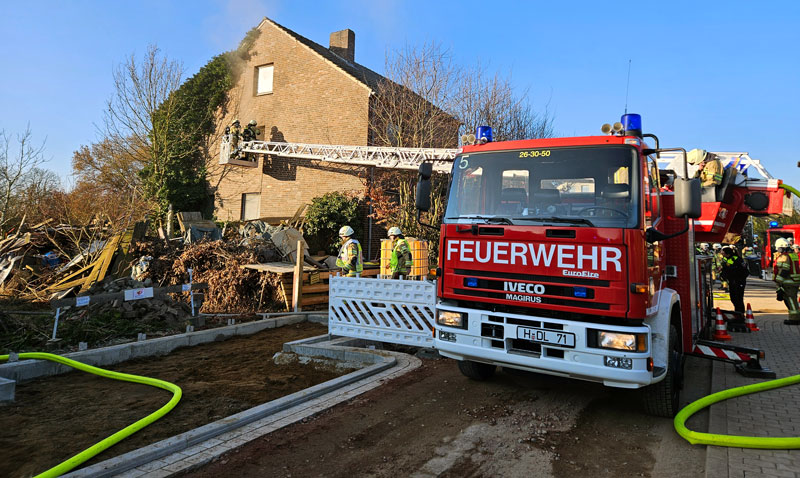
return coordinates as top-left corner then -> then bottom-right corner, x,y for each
336,238 -> 363,276
390,238 -> 413,274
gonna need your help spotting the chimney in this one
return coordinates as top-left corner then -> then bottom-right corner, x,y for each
329,29 -> 355,62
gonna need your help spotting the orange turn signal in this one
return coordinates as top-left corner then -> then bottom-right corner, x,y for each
630,283 -> 648,294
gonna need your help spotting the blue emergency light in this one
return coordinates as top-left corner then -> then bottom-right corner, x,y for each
476,126 -> 493,143
573,286 -> 588,298
769,221 -> 779,228
621,113 -> 642,135
466,277 -> 479,288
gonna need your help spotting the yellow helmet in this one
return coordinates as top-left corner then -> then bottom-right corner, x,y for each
775,238 -> 789,249
338,226 -> 354,237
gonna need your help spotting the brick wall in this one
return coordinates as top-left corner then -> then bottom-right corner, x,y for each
207,19 -> 373,224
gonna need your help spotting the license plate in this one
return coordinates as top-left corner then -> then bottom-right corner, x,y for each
517,327 -> 575,348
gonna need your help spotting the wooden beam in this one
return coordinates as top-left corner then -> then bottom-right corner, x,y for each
292,240 -> 304,312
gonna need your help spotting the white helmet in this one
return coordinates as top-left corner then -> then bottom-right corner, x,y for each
388,226 -> 402,237
338,226 -> 354,237
713,243 -> 722,250
687,148 -> 708,165
701,243 -> 710,249
775,238 -> 790,250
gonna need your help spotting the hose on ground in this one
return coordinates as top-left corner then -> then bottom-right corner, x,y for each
674,373 -> 800,448
0,352 -> 182,478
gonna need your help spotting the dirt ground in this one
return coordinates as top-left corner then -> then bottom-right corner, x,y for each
0,322 -> 337,478
185,354 -> 711,478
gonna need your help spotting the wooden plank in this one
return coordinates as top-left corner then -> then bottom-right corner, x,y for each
299,295 -> 328,306
292,240 -> 304,312
47,262 -> 95,291
302,283 -> 329,294
241,263 -> 314,274
80,233 -> 122,292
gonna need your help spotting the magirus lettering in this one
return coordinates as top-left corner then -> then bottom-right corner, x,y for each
503,281 -> 545,294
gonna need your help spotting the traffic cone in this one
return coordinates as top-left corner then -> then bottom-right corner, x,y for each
744,303 -> 760,331
713,307 -> 732,341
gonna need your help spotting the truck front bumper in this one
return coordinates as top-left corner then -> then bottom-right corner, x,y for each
435,303 -> 659,389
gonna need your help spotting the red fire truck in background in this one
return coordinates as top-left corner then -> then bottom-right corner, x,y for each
762,223 -> 800,275
415,115 -> 791,417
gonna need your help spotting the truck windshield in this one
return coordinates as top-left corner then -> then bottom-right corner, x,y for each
445,146 -> 640,228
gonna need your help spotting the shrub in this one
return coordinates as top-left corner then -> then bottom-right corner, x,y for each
304,192 -> 363,255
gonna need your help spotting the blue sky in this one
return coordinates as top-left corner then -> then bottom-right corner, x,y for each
1,0 -> 798,189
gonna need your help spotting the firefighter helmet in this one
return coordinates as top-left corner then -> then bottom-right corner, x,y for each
338,226 -> 355,237
232,119 -> 240,125
775,238 -> 790,250
687,148 -> 708,165
249,120 -> 257,126
713,243 -> 722,250
387,227 -> 402,237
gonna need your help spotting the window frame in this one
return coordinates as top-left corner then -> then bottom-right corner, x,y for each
254,64 -> 274,96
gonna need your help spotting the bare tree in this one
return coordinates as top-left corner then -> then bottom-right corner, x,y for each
0,126 -> 51,230
370,43 -> 460,149
103,44 -> 193,216
454,64 -> 554,142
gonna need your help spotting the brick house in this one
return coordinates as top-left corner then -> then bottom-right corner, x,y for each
207,17 -> 455,257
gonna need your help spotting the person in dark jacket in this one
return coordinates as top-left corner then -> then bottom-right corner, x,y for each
720,246 -> 749,313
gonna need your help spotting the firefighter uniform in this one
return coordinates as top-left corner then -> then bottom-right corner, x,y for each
774,240 -> 800,323
229,120 -> 241,155
720,248 -> 748,313
388,228 -> 413,279
242,120 -> 260,142
697,156 -> 724,188
336,226 -> 363,277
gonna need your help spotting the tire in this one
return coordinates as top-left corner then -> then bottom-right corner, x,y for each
642,325 -> 683,417
457,360 -> 497,381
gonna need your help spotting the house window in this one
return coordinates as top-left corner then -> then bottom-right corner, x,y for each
241,193 -> 261,220
256,64 -> 273,95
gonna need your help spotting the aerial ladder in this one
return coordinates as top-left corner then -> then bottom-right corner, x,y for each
221,137 -> 793,246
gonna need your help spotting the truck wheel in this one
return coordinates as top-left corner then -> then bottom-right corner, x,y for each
457,360 -> 496,381
642,325 -> 683,417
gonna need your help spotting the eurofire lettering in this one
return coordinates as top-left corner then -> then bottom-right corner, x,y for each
446,240 -> 622,272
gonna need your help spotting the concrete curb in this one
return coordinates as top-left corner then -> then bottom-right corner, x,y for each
0,315 -> 309,385
62,335 -> 403,478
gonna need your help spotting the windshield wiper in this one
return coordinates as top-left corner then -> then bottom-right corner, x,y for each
446,215 -> 514,225
512,216 -> 595,227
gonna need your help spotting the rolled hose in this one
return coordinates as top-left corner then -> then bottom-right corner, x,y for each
0,352 -> 182,478
674,373 -> 800,448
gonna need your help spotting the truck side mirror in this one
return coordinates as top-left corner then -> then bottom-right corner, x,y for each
674,177 -> 702,218
416,163 -> 433,212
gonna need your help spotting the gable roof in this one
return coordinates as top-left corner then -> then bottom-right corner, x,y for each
260,17 -> 385,92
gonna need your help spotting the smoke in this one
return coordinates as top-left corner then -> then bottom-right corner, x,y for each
202,0 -> 282,51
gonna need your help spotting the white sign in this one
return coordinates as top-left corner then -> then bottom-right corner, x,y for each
125,287 -> 154,301
76,296 -> 90,307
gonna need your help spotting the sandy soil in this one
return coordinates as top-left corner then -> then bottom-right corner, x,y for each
0,322 -> 338,478
185,354 -> 710,478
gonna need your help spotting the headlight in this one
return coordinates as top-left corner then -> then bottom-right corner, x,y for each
437,311 -> 465,328
598,331 -> 647,352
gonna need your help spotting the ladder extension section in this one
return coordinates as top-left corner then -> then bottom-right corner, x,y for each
220,138 -> 458,172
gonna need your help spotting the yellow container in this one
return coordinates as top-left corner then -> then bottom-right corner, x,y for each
380,238 -> 428,277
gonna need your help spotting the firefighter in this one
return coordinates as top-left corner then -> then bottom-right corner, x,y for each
687,149 -> 723,188
242,120 -> 260,142
387,227 -> 413,279
229,119 -> 241,157
773,238 -> 800,324
712,243 -> 724,285
336,226 -> 363,277
720,246 -> 749,313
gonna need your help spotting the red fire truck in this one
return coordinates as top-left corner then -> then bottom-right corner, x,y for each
762,223 -> 800,274
415,115 -> 791,416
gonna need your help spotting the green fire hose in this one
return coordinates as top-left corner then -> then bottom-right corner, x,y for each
674,373 -> 800,448
0,352 -> 182,478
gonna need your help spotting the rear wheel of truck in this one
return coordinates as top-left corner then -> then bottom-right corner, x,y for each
457,360 -> 497,380
642,325 -> 683,417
